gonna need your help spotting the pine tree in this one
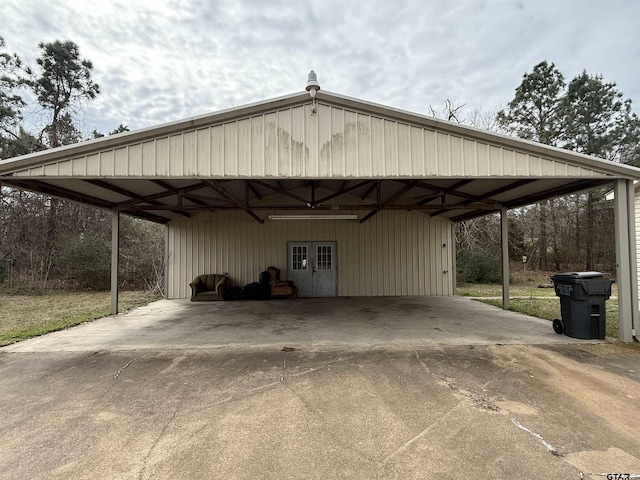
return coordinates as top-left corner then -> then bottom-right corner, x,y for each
31,40 -> 101,259
0,36 -> 31,159
559,72 -> 640,269
497,61 -> 565,145
560,71 -> 640,164
498,61 -> 565,270
32,40 -> 100,148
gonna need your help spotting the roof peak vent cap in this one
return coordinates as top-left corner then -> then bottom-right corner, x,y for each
306,70 -> 320,98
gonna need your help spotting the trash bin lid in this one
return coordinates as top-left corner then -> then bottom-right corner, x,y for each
552,271 -> 606,279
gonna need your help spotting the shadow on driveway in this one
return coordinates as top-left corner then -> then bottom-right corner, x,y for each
4,296 -> 594,353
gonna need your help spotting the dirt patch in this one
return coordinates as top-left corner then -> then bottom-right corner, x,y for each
485,344 -> 640,471
521,345 -> 640,440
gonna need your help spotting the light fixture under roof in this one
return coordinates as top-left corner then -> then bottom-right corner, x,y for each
268,214 -> 357,221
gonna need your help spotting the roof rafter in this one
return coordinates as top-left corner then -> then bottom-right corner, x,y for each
4,179 -> 169,224
361,181 -> 378,200
116,181 -> 204,207
504,179 -> 612,209
430,179 -> 537,218
410,179 -> 501,206
202,179 -> 264,223
85,179 -> 191,218
359,181 -> 382,223
316,180 -> 374,204
151,179 -> 211,209
245,180 -> 262,201
249,179 -> 309,204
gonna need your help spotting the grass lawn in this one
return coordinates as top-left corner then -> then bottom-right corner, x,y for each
457,270 -> 621,339
0,290 -> 162,347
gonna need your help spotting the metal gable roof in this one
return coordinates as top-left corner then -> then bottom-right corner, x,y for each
2,90 -> 640,224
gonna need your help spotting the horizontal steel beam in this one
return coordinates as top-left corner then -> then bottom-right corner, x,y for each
121,202 -> 497,212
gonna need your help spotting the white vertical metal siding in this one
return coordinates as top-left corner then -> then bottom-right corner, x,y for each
12,103 -> 608,179
635,188 -> 640,301
167,210 -> 453,298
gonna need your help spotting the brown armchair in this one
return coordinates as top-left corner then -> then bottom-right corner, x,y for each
189,273 -> 228,301
266,266 -> 298,298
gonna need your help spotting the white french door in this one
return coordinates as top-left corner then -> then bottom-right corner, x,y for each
288,242 -> 337,296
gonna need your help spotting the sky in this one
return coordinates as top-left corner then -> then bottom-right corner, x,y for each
1,0 -> 639,136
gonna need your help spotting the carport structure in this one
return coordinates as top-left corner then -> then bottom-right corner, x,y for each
1,89 -> 639,341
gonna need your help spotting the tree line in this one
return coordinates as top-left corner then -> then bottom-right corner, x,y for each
2,37 -> 640,290
453,61 -> 640,282
0,37 -> 163,292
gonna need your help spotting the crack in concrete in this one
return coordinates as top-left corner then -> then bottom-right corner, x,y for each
137,406 -> 179,480
416,349 -> 576,464
380,403 -> 464,465
95,353 -> 148,400
185,356 -> 353,415
414,351 -> 500,412
379,352 -> 504,465
280,374 -> 384,468
511,418 -> 563,456
113,357 -> 138,380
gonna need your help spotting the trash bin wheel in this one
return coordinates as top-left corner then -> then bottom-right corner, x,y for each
552,319 -> 564,335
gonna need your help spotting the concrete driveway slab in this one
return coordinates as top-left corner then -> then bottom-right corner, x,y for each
2,296 -> 638,479
1,343 -> 639,479
4,296 -> 593,353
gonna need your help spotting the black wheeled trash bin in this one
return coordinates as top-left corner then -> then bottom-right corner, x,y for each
550,271 -> 614,340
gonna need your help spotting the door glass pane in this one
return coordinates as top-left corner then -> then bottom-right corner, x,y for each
316,245 -> 332,270
292,245 -> 308,270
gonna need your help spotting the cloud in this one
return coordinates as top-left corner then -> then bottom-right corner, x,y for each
2,0 -> 639,136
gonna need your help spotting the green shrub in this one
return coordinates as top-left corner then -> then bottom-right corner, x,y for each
57,233 -> 111,289
457,249 -> 502,284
